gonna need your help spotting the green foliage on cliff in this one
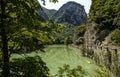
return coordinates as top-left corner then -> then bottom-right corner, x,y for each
90,0 -> 120,30
110,29 -> 120,45
89,0 -> 120,46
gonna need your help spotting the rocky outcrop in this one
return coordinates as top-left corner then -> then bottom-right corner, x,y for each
53,1 -> 87,26
84,21 -> 96,50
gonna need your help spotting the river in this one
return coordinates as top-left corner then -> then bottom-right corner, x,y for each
11,45 -> 102,77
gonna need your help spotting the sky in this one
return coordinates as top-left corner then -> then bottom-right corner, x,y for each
38,0 -> 92,14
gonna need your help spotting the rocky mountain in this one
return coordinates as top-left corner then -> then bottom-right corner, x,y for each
38,1 -> 87,26
53,1 -> 87,26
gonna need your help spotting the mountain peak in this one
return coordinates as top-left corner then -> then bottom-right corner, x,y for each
53,1 -> 87,26
58,1 -> 84,11
64,1 -> 84,7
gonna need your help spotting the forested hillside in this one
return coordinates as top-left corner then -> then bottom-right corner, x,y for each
38,7 -> 57,20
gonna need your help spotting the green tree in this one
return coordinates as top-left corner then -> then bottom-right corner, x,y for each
90,0 -> 120,31
0,0 -> 58,77
73,24 -> 86,45
0,0 -> 42,76
110,29 -> 120,45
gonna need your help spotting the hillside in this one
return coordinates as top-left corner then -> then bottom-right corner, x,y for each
42,7 -> 57,18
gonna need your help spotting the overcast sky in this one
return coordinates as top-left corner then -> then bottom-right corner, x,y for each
38,0 -> 92,14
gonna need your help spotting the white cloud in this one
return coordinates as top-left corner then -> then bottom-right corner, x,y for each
38,0 -> 91,14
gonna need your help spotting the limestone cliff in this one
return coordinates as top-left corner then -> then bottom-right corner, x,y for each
53,1 -> 87,26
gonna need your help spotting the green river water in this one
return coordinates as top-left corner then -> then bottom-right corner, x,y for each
11,45 -> 101,77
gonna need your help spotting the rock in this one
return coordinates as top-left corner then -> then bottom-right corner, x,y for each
53,1 -> 87,26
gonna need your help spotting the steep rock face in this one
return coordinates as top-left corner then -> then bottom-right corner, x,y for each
53,1 -> 87,26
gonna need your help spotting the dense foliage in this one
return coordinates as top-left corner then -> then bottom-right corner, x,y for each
109,29 -> 120,45
88,0 -> 120,45
55,64 -> 108,77
90,0 -> 120,31
0,0 -> 57,53
55,64 -> 86,77
73,24 -> 86,45
50,23 -> 75,44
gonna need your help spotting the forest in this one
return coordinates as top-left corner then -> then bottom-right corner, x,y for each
0,0 -> 120,77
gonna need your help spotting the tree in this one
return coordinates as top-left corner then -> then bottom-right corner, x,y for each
10,56 -> 49,77
89,0 -> 120,31
73,24 -> 86,45
110,29 -> 120,45
0,0 -> 58,77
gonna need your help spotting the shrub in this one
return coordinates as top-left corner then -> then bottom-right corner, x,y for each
55,64 -> 87,77
110,29 -> 120,45
9,56 -> 49,77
